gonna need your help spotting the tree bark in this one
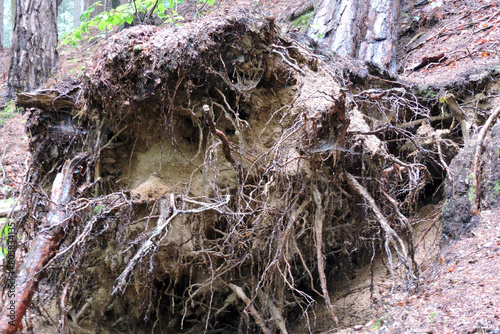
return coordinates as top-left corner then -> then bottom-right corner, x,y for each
0,153 -> 89,334
7,0 -> 58,97
73,0 -> 82,27
308,0 -> 400,75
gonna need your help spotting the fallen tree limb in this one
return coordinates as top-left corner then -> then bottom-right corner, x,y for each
0,152 -> 89,334
471,105 -> 500,215
16,88 -> 79,111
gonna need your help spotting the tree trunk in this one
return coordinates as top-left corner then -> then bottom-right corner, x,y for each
73,0 -> 82,27
308,0 -> 400,75
10,0 -> 14,25
7,0 -> 58,97
0,0 -> 4,52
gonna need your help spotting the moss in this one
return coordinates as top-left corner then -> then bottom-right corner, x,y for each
0,101 -> 19,126
488,180 -> 500,197
293,10 -> 313,32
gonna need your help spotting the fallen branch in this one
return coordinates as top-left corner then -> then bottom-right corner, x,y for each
411,53 -> 446,72
471,105 -> 500,215
0,152 -> 89,334
396,114 -> 452,129
312,185 -> 339,326
16,88 -> 79,111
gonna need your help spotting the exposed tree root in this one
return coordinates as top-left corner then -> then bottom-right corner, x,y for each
345,172 -> 414,280
471,105 -> 500,215
312,185 -> 339,326
0,153 -> 89,334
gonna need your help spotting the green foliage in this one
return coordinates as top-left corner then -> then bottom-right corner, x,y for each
488,180 -> 500,197
371,319 -> 383,330
0,196 -> 18,257
416,87 -> 436,99
93,205 -> 106,214
292,10 -> 313,32
60,0 -> 186,47
0,100 -> 21,126
0,219 -> 12,257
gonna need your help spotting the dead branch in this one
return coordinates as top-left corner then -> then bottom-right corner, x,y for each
396,114 -> 452,129
0,152 -> 89,334
471,105 -> 500,215
16,88 -> 79,111
228,284 -> 271,334
312,185 -> 339,326
443,94 -> 472,144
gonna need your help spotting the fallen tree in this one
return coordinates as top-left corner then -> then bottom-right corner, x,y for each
1,8 -> 463,333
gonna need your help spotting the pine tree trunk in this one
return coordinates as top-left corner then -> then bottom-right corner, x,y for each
308,0 -> 400,75
7,0 -> 58,96
73,0 -> 82,27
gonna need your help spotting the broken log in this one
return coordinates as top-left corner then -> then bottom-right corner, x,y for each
16,88 -> 79,111
0,152 -> 88,334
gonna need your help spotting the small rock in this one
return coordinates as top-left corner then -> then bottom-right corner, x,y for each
353,325 -> 363,331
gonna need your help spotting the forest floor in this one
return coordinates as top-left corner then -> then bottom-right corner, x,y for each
1,0 -> 500,333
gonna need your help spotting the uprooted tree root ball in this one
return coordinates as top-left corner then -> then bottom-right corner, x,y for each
10,9 -> 461,334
